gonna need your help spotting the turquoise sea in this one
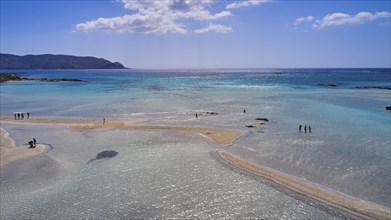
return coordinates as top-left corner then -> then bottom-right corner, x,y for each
0,69 -> 390,219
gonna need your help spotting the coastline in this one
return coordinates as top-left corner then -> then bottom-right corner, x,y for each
217,150 -> 391,220
1,116 -> 390,219
0,128 -> 45,166
0,116 -> 243,147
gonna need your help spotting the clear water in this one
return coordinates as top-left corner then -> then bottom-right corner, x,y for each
0,124 -> 348,219
1,68 -> 390,218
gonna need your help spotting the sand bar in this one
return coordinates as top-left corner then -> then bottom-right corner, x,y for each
0,128 -> 45,166
0,116 -> 243,147
217,150 -> 391,220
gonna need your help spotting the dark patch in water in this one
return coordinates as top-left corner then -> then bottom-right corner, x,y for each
145,85 -> 167,91
88,150 -> 118,164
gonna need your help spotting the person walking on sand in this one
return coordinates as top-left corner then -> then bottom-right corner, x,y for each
309,126 -> 312,133
33,138 -> 37,147
304,125 -> 307,133
27,112 -> 30,119
299,125 -> 302,132
21,113 -> 24,120
14,113 -> 17,120
103,118 -> 105,125
17,113 -> 20,120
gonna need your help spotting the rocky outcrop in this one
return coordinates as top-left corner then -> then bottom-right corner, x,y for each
386,106 -> 391,111
37,78 -> 86,82
0,73 -> 22,82
246,118 -> 270,133
0,73 -> 86,83
355,86 -> 391,90
317,83 -> 338,87
255,118 -> 269,122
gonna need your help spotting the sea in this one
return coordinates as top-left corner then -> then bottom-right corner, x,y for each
0,68 -> 390,219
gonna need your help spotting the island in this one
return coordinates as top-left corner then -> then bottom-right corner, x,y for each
0,53 -> 126,69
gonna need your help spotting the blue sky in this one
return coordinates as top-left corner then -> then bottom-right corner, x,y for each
1,0 -> 390,68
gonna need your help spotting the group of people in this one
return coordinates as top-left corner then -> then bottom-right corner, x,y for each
28,138 -> 37,148
299,125 -> 312,133
14,112 -> 29,120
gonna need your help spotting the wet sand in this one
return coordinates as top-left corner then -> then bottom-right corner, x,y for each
2,116 -> 390,219
0,116 -> 242,147
217,150 -> 391,220
0,128 -> 45,166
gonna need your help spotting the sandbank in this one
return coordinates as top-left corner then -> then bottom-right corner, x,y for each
0,116 -> 243,146
0,128 -> 45,166
217,150 -> 391,220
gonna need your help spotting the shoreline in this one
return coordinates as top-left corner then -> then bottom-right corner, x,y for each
0,128 -> 45,166
2,116 -> 390,219
0,116 -> 243,147
217,150 -> 391,220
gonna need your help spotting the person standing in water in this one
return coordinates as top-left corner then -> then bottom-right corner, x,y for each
304,125 -> 307,133
309,126 -> 312,133
299,125 -> 302,132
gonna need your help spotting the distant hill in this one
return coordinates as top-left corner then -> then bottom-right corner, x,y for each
0,53 -> 127,69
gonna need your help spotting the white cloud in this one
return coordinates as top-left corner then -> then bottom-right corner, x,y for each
194,23 -> 233,33
294,16 -> 314,25
76,0 -> 231,34
313,11 -> 391,29
76,14 -> 188,34
226,0 -> 269,9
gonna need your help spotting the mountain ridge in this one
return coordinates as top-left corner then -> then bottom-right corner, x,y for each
0,53 -> 127,69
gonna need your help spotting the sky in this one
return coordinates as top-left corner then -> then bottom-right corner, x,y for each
1,0 -> 390,68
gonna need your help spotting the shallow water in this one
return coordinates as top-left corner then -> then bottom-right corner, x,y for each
0,124 -> 348,219
1,68 -> 390,216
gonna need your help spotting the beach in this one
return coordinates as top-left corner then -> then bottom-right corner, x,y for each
0,116 -> 243,147
0,128 -> 45,166
1,116 -> 390,219
1,69 -> 389,219
217,150 -> 391,220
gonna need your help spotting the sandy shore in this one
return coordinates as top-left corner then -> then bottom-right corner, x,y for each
3,116 -> 389,219
0,116 -> 243,147
217,150 -> 391,220
0,128 -> 45,166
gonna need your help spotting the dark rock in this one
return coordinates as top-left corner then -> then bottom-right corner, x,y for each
206,111 -> 218,115
88,150 -> 119,164
39,78 -> 86,82
0,73 -> 86,83
0,73 -> 23,82
255,118 -> 269,122
245,125 -> 255,128
145,85 -> 166,91
317,83 -> 338,87
355,86 -> 391,90
386,106 -> 391,110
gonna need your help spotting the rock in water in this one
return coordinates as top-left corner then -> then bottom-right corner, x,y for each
88,150 -> 119,164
